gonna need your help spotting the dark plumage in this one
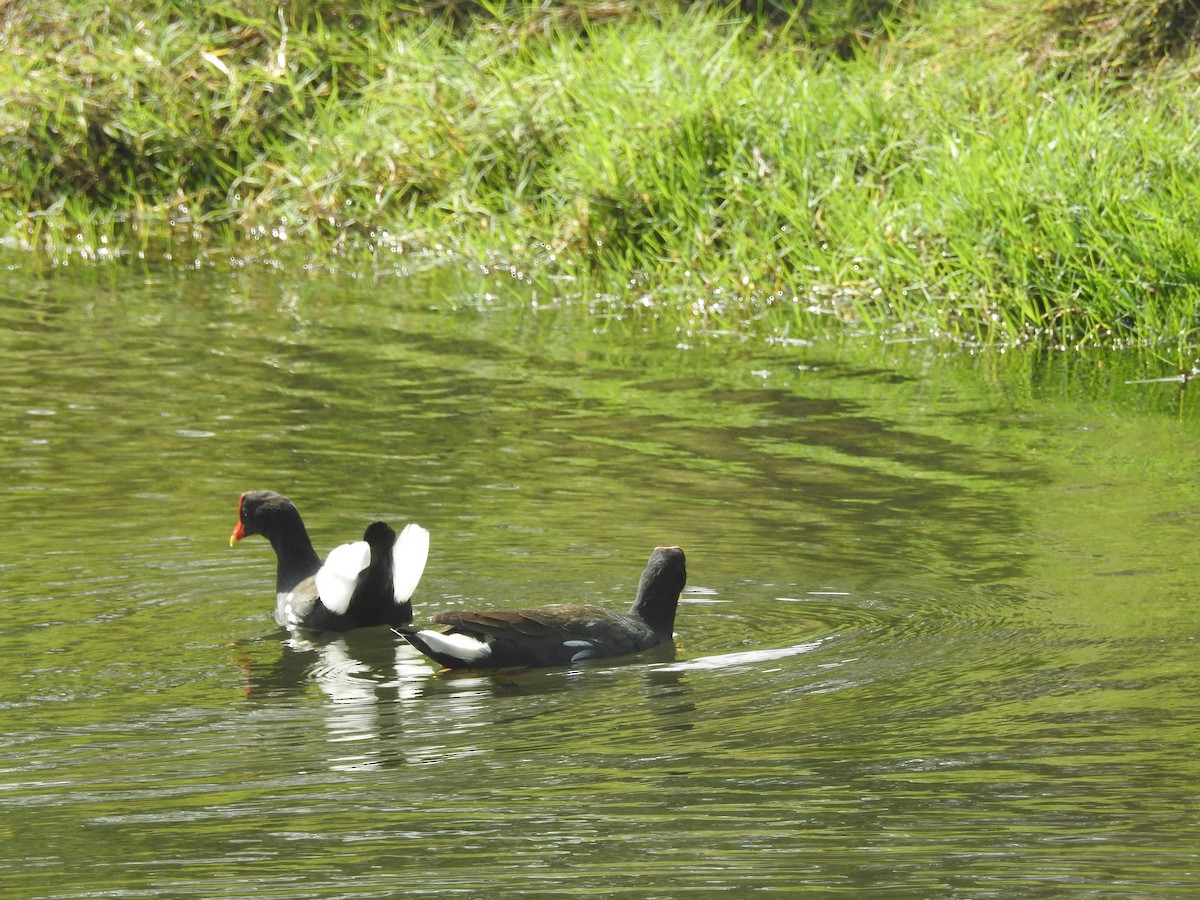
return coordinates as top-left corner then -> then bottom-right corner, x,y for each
230,490 -> 430,632
398,546 -> 686,669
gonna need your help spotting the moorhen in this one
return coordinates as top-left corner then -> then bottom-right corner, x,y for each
398,545 -> 686,669
230,490 -> 430,632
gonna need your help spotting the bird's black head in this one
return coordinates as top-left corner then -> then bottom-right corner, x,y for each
230,490 -> 298,545
630,545 -> 687,637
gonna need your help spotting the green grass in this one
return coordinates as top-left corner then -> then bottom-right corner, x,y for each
5,0 -> 1200,348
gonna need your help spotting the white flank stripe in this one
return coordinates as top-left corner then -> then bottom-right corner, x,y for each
391,523 -> 430,604
315,540 -> 371,614
565,639 -> 599,662
414,629 -> 491,664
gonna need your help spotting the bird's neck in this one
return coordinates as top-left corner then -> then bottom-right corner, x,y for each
629,586 -> 678,639
266,511 -> 322,593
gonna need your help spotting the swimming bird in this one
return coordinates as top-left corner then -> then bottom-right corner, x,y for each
398,545 -> 686,669
230,490 -> 430,632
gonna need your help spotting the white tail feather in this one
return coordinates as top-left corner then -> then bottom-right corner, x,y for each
391,523 -> 430,604
315,540 -> 371,614
413,629 -> 492,664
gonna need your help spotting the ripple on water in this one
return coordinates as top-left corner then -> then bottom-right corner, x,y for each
5,275 -> 1200,896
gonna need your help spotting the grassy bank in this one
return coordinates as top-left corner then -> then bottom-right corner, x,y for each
4,1 -> 1200,348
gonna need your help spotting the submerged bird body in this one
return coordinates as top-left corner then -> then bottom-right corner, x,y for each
400,546 -> 686,670
230,490 -> 429,632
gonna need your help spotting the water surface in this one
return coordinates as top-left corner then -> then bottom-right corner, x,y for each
1,261 -> 1198,896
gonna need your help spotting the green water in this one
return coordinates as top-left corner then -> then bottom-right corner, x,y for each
1,261 -> 1198,897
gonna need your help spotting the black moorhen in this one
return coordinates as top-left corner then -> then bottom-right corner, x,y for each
230,490 -> 430,632
398,546 -> 686,669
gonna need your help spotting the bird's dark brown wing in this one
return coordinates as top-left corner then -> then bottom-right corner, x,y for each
429,604 -> 658,667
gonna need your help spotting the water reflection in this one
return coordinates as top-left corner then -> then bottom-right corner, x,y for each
663,639 -> 825,671
231,623 -> 711,775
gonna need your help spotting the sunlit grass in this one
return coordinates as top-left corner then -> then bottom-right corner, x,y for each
4,1 -> 1200,347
